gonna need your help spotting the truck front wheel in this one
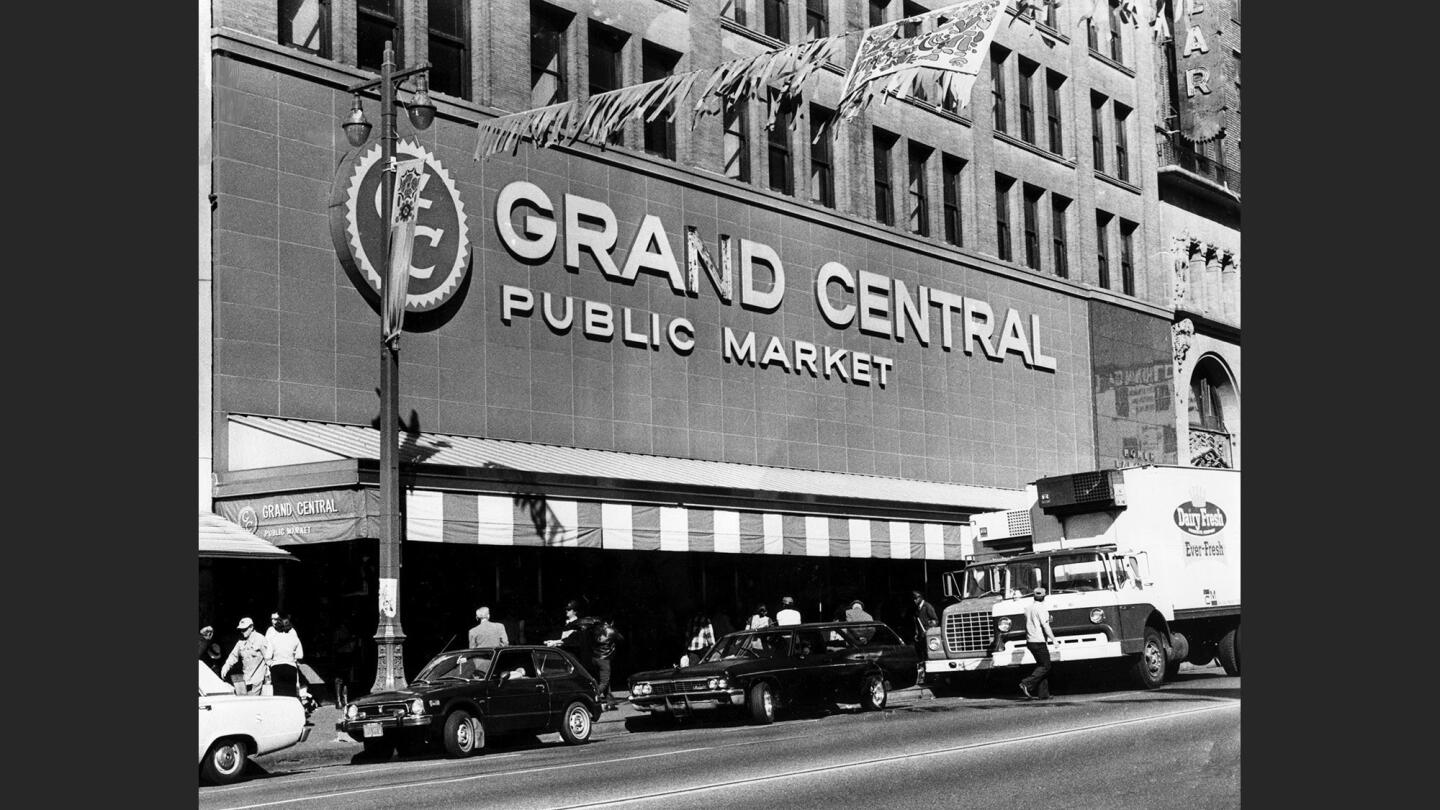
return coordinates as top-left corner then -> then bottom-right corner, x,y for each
1131,627 -> 1168,689
1218,625 -> 1241,675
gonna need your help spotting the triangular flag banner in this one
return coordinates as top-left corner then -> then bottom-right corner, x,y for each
382,157 -> 426,345
837,0 -> 1009,120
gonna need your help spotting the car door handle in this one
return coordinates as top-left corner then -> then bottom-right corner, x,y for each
200,705 -> 213,711
534,684 -> 546,692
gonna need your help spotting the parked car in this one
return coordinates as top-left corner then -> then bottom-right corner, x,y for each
626,621 -> 918,728
198,661 -> 310,785
336,645 -> 602,758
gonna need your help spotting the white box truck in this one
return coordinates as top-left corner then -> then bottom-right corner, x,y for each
925,465 -> 1240,692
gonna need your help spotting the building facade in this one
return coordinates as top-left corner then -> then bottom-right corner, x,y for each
200,0 -> 1232,692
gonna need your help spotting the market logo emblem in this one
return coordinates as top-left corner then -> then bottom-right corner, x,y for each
237,506 -> 258,533
1174,500 -> 1226,537
331,140 -> 470,313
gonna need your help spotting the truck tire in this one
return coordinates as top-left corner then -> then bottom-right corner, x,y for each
1218,625 -> 1241,675
1131,627 -> 1168,689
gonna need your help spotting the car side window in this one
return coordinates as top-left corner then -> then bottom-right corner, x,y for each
760,632 -> 792,658
824,629 -> 852,653
493,650 -> 538,680
794,630 -> 824,658
538,650 -> 573,677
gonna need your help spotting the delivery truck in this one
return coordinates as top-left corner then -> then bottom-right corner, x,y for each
924,465 -> 1240,692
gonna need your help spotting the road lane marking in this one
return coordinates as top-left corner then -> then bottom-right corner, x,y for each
202,752 -> 529,795
550,703 -> 1240,809
209,747 -> 721,809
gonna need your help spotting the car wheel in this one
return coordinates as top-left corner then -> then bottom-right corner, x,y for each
443,710 -> 483,758
1131,627 -> 1168,689
1218,625 -> 1241,676
747,681 -> 775,725
200,737 -> 248,785
860,673 -> 888,711
362,737 -> 396,759
558,701 -> 593,745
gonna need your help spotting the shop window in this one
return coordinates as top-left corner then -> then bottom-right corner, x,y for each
809,105 -> 835,208
942,154 -> 965,246
530,3 -> 571,107
588,22 -> 628,146
279,0 -> 330,57
357,0 -> 402,72
1022,184 -> 1042,270
1051,194 -> 1070,278
427,0 -> 469,99
768,96 -> 795,195
723,99 -> 751,182
908,141 -> 932,236
1045,69 -> 1065,155
764,0 -> 790,42
873,128 -> 897,225
995,174 -> 1014,262
643,42 -> 680,160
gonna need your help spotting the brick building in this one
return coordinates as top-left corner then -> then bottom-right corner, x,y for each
198,0 -> 1235,693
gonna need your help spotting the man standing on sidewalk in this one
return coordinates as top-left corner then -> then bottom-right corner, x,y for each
468,606 -> 509,648
1019,587 -> 1058,700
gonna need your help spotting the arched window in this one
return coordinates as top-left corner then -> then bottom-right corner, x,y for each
1188,357 -> 1236,468
1189,368 -> 1226,432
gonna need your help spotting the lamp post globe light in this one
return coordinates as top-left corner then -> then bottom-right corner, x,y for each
340,40 -> 435,694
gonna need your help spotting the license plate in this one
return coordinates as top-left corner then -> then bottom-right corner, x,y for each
363,723 -> 384,738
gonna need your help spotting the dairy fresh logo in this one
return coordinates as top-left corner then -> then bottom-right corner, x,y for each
1174,501 -> 1226,536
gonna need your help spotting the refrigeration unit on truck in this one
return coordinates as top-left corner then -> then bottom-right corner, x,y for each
925,465 -> 1240,692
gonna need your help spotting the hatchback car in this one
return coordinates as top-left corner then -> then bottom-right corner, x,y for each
337,645 -> 602,758
626,621 -> 918,727
198,661 -> 310,785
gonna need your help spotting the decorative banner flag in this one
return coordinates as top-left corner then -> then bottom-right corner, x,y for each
383,157 -> 425,344
836,0 -> 1009,120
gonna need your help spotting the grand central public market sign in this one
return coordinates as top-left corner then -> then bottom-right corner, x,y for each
495,182 -> 1057,389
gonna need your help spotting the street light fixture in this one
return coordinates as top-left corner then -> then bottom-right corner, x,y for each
340,40 -> 433,695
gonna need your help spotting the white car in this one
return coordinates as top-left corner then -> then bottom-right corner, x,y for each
198,661 -> 310,784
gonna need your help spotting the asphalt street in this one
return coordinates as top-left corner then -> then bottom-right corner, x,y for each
200,663 -> 1239,810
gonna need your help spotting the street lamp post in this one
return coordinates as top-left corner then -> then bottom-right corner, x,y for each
340,41 -> 435,695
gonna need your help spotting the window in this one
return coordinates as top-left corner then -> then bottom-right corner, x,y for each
1096,211 -> 1111,289
806,0 -> 828,39
902,3 -> 929,101
1108,1 -> 1123,62
991,46 -> 1008,134
1119,219 -> 1136,295
279,0 -> 329,57
357,0 -> 401,72
1086,12 -> 1098,51
873,128 -> 897,225
995,175 -> 1013,262
1045,70 -> 1064,154
723,99 -> 751,182
588,23 -> 628,145
1044,0 -> 1058,28
809,105 -> 834,207
1018,58 -> 1037,144
1051,194 -> 1070,278
768,97 -> 795,195
1022,185 -> 1042,270
643,43 -> 680,160
721,0 -> 747,26
870,0 -> 889,27
1113,102 -> 1130,182
1189,370 -> 1227,431
427,0 -> 469,98
1090,92 -> 1106,173
908,142 -> 932,236
530,3 -> 570,107
765,0 -> 790,42
942,154 -> 964,246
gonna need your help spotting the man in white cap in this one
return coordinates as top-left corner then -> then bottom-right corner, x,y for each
221,617 -> 271,695
776,596 -> 802,626
1019,587 -> 1058,700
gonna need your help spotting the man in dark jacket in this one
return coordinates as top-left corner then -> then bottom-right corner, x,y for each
546,600 -> 598,677
907,590 -> 939,681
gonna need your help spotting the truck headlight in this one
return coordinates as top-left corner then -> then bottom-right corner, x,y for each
996,617 -> 1012,633
928,637 -> 941,651
345,703 -> 358,720
408,698 -> 426,716
1089,608 -> 1105,623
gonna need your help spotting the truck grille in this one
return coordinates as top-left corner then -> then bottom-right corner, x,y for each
944,612 -> 994,653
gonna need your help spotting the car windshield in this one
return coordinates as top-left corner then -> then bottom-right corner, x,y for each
703,631 -> 789,662
413,650 -> 496,682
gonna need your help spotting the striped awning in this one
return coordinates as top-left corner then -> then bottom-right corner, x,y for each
407,491 -> 972,561
198,513 -> 294,560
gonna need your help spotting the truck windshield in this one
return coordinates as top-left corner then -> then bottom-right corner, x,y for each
965,552 -> 1111,598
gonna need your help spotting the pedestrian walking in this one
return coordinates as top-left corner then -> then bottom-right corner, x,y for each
1019,587 -> 1058,700
266,613 -> 304,699
746,603 -> 771,630
776,596 -> 802,626
592,618 -> 624,711
468,605 -> 510,648
221,617 -> 270,695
